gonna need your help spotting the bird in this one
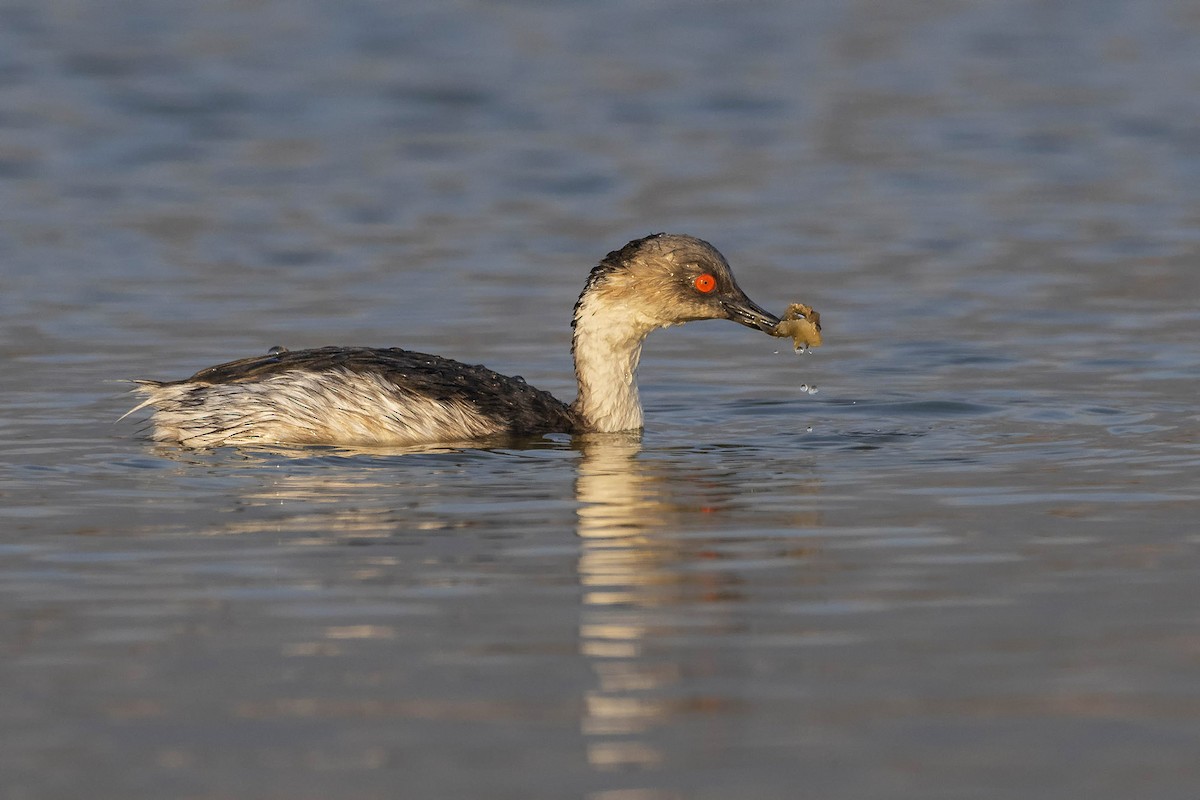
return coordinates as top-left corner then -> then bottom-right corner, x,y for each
125,233 -> 786,448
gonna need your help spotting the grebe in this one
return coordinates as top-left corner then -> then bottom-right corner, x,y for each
127,233 -> 785,448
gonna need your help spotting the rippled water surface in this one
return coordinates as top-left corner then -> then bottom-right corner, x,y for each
2,1 -> 1199,798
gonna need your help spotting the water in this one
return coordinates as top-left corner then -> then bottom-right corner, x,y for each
2,0 -> 1199,798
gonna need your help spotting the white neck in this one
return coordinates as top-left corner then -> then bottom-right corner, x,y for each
570,289 -> 663,432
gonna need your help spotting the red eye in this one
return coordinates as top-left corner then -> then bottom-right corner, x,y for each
693,274 -> 716,293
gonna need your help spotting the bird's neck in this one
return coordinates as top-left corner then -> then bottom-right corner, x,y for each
569,289 -> 663,433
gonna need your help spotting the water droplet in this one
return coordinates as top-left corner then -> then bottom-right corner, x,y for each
267,345 -> 288,355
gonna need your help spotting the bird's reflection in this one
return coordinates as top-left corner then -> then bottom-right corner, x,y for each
141,433 -> 822,780
573,433 -> 780,773
575,434 -> 666,770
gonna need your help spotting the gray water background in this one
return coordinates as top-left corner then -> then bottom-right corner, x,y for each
2,1 -> 1199,798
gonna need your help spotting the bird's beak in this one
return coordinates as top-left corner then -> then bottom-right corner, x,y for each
722,292 -> 781,333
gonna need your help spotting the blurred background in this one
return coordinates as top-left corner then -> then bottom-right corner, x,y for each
1,1 -> 1198,798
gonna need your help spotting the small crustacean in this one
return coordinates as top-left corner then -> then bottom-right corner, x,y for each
769,303 -> 822,352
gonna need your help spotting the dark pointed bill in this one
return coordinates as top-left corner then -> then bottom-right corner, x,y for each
722,293 -> 781,332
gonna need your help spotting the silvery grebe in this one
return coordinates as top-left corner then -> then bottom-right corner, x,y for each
126,233 -> 783,448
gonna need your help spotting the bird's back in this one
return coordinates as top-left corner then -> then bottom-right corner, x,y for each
131,346 -> 579,448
